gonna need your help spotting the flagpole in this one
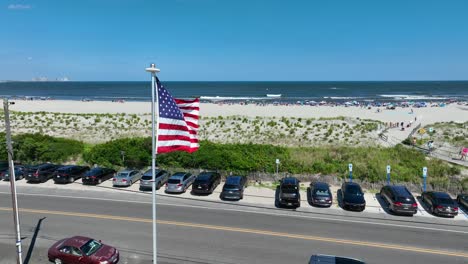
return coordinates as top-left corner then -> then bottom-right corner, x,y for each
146,63 -> 160,264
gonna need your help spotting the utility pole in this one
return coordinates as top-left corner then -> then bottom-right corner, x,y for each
3,98 -> 23,264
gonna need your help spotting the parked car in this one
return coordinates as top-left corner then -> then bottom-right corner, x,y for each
140,169 -> 170,190
48,236 -> 119,264
192,171 -> 221,195
340,182 -> 366,211
309,254 -> 365,264
276,177 -> 301,208
112,169 -> 142,187
457,193 -> 468,209
308,182 -> 332,207
1,166 -> 27,181
220,175 -> 247,200
53,165 -> 90,184
0,161 -> 9,172
82,167 -> 116,185
165,172 -> 195,193
25,163 -> 61,183
379,185 -> 418,215
421,191 -> 458,217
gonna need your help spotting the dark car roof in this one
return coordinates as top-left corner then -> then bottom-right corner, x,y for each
57,165 -> 79,170
312,182 -> 329,189
225,175 -> 243,184
196,172 -> 218,181
282,177 -> 299,185
343,182 -> 360,187
65,236 -> 92,248
30,163 -> 54,169
432,192 -> 452,199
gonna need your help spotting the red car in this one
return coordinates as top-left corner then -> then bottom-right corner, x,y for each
48,236 -> 119,264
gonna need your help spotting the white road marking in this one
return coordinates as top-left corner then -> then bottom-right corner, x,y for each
0,191 -> 467,235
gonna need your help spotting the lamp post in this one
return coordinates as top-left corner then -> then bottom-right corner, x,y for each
120,151 -> 125,165
386,165 -> 391,185
3,99 -> 23,264
422,167 -> 427,192
348,163 -> 353,182
146,63 -> 160,264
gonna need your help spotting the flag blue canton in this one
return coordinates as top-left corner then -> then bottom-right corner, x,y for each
157,79 -> 184,120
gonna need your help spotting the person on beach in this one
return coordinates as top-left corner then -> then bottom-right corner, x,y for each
461,147 -> 468,160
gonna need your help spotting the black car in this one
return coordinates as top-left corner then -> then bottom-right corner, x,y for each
220,175 -> 247,200
192,172 -> 221,195
1,166 -> 27,181
25,163 -> 61,183
421,191 -> 458,217
277,177 -> 301,208
380,185 -> 418,215
53,165 -> 90,184
308,182 -> 332,207
82,167 -> 116,185
457,193 -> 468,209
340,182 -> 366,211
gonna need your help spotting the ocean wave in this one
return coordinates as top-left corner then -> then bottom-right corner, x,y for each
327,96 -> 364,100
200,96 -> 275,100
379,94 -> 449,100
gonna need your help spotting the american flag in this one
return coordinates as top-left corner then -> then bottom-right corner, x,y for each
156,77 -> 199,153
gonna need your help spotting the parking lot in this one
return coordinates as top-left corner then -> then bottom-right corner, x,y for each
2,176 -> 467,222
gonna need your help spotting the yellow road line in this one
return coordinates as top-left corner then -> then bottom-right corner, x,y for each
0,207 -> 466,258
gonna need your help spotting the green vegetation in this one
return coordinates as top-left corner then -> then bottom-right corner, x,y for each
0,133 -> 84,163
0,131 -> 462,186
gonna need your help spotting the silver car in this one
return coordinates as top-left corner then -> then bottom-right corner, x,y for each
112,169 -> 142,187
140,169 -> 170,191
165,172 -> 195,193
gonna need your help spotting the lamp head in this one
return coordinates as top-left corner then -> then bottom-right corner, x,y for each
145,63 -> 160,73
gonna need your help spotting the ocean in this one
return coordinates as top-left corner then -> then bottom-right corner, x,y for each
0,81 -> 467,102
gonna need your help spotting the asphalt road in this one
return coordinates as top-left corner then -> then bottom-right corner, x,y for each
0,186 -> 467,264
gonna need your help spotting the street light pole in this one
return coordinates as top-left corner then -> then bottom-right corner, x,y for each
3,98 -> 23,264
146,63 -> 160,264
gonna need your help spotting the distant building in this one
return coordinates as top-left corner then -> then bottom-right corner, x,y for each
32,76 -> 48,82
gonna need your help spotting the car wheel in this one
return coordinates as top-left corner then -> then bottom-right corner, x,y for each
156,182 -> 161,190
54,258 -> 63,264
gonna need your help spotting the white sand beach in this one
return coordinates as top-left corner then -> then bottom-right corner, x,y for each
9,100 -> 468,125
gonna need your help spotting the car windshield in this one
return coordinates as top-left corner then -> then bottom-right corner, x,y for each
346,185 -> 362,195
80,239 -> 102,256
86,168 -> 102,175
223,184 -> 239,189
436,198 -> 454,205
141,175 -> 153,180
396,196 -> 414,203
314,189 -> 330,196
168,179 -> 181,184
116,173 -> 129,177
282,185 -> 297,193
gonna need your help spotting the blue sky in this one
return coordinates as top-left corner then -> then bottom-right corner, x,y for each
1,0 -> 468,81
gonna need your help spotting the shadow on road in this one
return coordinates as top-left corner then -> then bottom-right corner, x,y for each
336,189 -> 344,209
24,217 -> 46,264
